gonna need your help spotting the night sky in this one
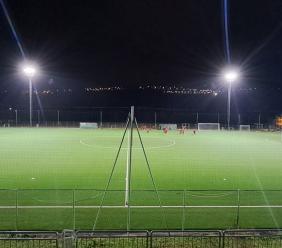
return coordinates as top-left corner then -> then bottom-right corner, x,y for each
1,0 -> 282,88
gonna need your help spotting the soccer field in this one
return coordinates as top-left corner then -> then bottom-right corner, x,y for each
1,127 -> 282,230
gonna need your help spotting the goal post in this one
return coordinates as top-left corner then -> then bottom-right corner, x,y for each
79,122 -> 98,129
159,124 -> 177,130
239,125 -> 251,131
198,123 -> 220,131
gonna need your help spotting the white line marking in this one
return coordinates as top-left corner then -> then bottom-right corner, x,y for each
1,205 -> 282,209
79,139 -> 176,150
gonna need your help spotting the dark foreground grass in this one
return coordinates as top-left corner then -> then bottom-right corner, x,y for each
0,128 -> 282,230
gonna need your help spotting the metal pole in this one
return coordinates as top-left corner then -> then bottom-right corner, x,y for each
37,110 -> 40,125
15,110 -> 18,126
126,106 -> 134,231
73,189 -> 76,230
16,190 -> 18,230
238,114 -> 241,125
236,189 -> 240,228
258,113 -> 261,129
154,112 -> 157,129
217,112 -> 220,123
196,112 -> 199,123
181,190 -> 186,247
92,116 -> 131,230
125,130 -> 130,206
227,82 -> 231,130
181,190 -> 186,232
29,78 -> 32,126
100,110 -> 103,128
125,107 -> 134,207
57,110 -> 60,126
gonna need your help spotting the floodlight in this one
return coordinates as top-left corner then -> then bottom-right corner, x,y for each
21,62 -> 39,126
221,66 -> 240,130
223,69 -> 239,83
22,65 -> 37,78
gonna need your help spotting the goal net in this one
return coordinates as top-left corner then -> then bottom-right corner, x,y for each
239,125 -> 250,131
159,124 -> 177,130
181,123 -> 190,129
198,123 -> 220,131
80,122 -> 98,129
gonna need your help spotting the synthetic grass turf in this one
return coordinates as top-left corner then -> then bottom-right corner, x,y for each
0,128 -> 282,230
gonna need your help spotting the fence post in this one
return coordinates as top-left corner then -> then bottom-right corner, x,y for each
57,110 -> 60,126
154,112 -> 157,129
149,231 -> 153,248
100,110 -> 103,127
236,189 -> 240,229
15,110 -> 18,126
221,231 -> 225,248
15,189 -> 18,231
73,189 -> 76,230
146,231 -> 149,248
63,229 -> 76,248
182,190 -> 186,231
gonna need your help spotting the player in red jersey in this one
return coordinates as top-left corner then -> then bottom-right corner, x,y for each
163,127 -> 168,134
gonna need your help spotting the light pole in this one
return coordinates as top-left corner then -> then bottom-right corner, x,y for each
223,69 -> 239,130
15,109 -> 18,126
22,64 -> 37,126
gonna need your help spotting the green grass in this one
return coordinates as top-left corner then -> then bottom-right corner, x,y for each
1,128 -> 282,230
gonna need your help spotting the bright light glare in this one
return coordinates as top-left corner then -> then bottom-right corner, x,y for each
22,65 -> 37,78
223,70 -> 239,83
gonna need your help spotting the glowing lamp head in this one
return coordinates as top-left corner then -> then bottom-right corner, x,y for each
223,69 -> 239,83
22,65 -> 37,78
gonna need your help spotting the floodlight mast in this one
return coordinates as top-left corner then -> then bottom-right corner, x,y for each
22,64 -> 37,126
223,69 -> 238,130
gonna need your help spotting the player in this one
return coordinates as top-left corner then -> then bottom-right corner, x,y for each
163,127 -> 168,134
179,128 -> 185,134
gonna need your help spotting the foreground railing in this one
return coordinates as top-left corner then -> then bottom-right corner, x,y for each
1,230 -> 282,248
2,189 -> 282,230
0,231 -> 59,247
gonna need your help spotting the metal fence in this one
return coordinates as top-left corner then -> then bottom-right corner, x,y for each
223,229 -> 282,248
151,231 -> 222,248
0,108 -> 278,129
76,231 -> 149,248
0,231 -> 59,248
1,230 -> 282,248
1,189 -> 282,231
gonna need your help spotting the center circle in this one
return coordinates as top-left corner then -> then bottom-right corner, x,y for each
80,136 -> 175,150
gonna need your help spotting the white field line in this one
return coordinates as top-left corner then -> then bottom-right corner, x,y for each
1,205 -> 282,209
79,139 -> 176,150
